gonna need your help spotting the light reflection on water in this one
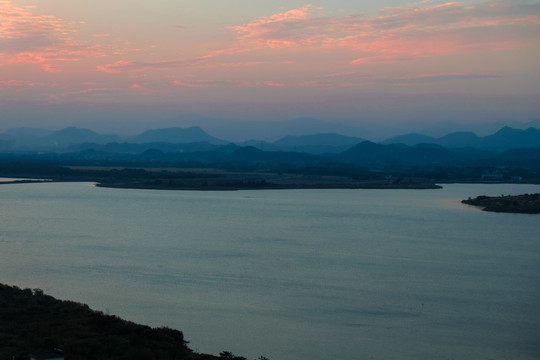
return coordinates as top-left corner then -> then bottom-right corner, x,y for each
1,182 -> 539,360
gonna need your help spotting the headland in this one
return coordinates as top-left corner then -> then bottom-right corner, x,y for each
462,193 -> 540,213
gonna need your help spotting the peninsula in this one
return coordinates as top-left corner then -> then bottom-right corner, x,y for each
462,193 -> 540,213
0,160 -> 442,190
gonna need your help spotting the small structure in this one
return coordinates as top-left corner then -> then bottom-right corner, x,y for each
510,176 -> 523,182
29,349 -> 64,360
481,171 -> 503,181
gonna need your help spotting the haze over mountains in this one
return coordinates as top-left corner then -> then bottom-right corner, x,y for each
1,124 -> 538,154
1,123 -> 539,186
382,127 -> 540,151
106,115 -> 540,142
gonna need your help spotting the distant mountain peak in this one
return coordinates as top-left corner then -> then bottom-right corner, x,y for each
382,126 -> 539,150
130,127 -> 228,145
271,132 -> 365,154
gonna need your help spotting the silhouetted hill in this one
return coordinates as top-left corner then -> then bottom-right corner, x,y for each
42,127 -> 120,148
272,133 -> 365,153
496,147 -> 540,162
236,140 -> 278,152
65,141 -> 237,155
0,127 -> 52,140
223,146 -> 323,164
0,127 -> 120,150
130,127 -> 228,145
382,127 -> 540,150
381,133 -> 435,146
527,119 -> 540,128
480,127 -> 540,150
338,141 -> 464,165
0,127 -> 53,149
437,131 -> 481,148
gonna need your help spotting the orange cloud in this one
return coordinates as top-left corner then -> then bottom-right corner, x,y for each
173,80 -> 220,88
374,72 -> 499,84
232,1 -> 540,64
233,5 -> 322,48
59,87 -> 109,98
0,79 -> 36,88
97,57 -> 208,73
91,0 -> 539,90
0,0 -> 104,71
96,46 -> 255,73
263,81 -> 287,87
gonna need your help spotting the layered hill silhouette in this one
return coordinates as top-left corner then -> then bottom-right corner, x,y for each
0,127 -> 119,149
270,133 -> 366,153
383,127 -> 540,150
3,125 -> 540,151
129,127 -> 228,145
0,125 -> 538,160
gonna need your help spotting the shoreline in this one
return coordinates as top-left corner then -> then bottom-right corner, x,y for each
95,180 -> 443,191
0,179 -> 53,185
4,176 -> 540,192
0,176 -> 443,190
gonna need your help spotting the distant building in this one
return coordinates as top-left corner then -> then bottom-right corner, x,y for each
29,349 -> 64,360
481,171 -> 503,181
510,176 -> 523,182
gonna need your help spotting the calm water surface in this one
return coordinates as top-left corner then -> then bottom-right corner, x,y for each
1,182 -> 539,360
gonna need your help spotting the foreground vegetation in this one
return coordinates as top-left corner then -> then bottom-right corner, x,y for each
0,284 -> 253,360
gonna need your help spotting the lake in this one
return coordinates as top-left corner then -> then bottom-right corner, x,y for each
1,182 -> 539,360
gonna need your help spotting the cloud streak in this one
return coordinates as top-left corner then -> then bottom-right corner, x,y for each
232,1 -> 540,64
0,79 -> 36,88
96,47 -> 252,73
0,0 -> 104,71
374,72 -> 500,84
95,1 -> 540,78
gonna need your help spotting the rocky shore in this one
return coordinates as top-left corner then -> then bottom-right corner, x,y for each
462,193 -> 540,213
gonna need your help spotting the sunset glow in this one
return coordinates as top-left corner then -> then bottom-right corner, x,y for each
1,0 -> 539,131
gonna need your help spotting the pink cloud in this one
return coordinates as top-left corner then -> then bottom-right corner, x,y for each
0,79 -> 35,88
86,0 -> 539,90
59,87 -> 109,98
0,0 -> 105,71
40,63 -> 61,73
96,60 -> 135,73
263,81 -> 287,87
172,80 -> 219,88
374,72 -> 499,84
97,57 -> 208,73
206,61 -> 267,69
233,5 -> 322,48
96,46 -> 255,73
232,1 -> 540,64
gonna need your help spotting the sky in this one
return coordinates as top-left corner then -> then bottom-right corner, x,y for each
1,0 -> 539,138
